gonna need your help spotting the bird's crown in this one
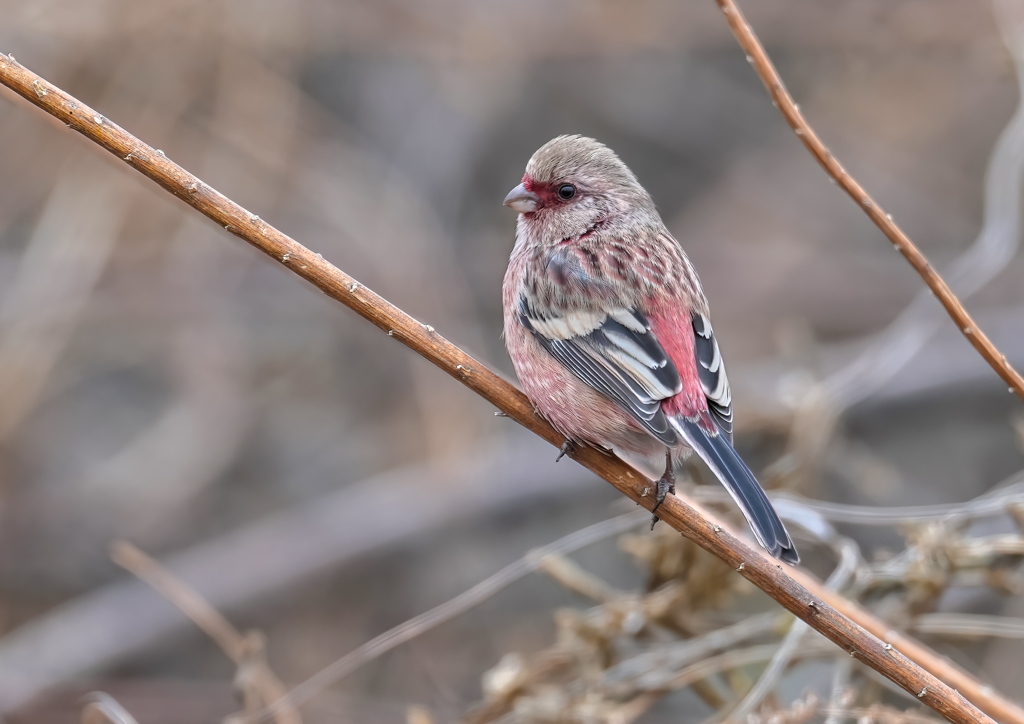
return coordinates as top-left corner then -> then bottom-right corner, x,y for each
525,135 -> 640,191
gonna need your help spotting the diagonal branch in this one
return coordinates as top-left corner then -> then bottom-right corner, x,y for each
715,0 -> 1024,404
0,53 -> 1017,724
110,542 -> 300,724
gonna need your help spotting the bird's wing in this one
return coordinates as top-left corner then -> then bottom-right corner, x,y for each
691,312 -> 734,442
517,246 -> 734,446
662,313 -> 795,562
518,295 -> 682,445
519,251 -> 798,563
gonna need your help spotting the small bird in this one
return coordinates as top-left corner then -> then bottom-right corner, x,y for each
502,135 -> 798,564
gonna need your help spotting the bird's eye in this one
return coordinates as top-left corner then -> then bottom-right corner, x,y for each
557,183 -> 576,200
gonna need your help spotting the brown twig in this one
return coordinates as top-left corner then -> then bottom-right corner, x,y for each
110,542 -> 300,724
0,55 -> 1016,724
714,0 -> 1024,404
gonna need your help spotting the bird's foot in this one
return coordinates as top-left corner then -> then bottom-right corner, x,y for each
649,464 -> 676,530
555,439 -> 574,462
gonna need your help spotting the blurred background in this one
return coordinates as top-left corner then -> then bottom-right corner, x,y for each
2,0 -> 1024,722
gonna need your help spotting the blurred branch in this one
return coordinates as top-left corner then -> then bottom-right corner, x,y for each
760,695 -> 945,724
725,537 -> 861,721
696,473 -> 1024,525
0,162 -> 126,439
0,436 -> 588,712
536,553 -> 624,603
110,542 -> 300,724
735,304 -> 1024,425
80,692 -> 141,724
0,54 -> 1012,724
253,512 -> 648,720
913,613 -> 1024,639
619,642 -> 832,722
595,615 -> 791,713
715,0 -> 1024,405
822,0 -> 1024,408
823,657 -> 856,724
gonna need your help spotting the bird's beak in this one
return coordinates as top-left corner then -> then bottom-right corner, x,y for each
503,183 -> 540,214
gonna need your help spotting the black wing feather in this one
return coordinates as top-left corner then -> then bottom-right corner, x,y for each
519,298 -> 680,445
692,312 -> 734,440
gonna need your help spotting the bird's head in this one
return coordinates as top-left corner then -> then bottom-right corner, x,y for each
503,135 -> 657,244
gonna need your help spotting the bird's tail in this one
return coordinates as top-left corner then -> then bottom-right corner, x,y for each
672,417 -> 799,564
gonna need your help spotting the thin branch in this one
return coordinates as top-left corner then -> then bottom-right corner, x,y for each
694,474 -> 1024,525
823,655 -> 856,724
0,437 -> 590,713
598,612 -> 787,696
252,512 -> 648,720
110,542 -> 300,724
621,641 -> 833,721
714,0 -> 1024,404
823,0 -> 1024,408
535,553 -> 624,603
821,707 -> 942,724
80,692 -> 140,724
0,54 -> 1015,724
726,537 -> 861,720
913,613 -> 1024,640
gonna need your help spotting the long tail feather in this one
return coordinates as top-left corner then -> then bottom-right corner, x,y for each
673,418 -> 799,564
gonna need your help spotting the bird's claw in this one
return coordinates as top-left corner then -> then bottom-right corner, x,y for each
649,464 -> 676,530
555,439 -> 574,462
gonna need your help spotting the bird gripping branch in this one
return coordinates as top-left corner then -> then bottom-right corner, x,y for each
502,135 -> 798,564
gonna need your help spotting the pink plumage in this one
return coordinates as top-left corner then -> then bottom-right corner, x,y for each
502,135 -> 798,564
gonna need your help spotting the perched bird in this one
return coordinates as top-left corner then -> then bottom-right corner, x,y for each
502,135 -> 798,564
